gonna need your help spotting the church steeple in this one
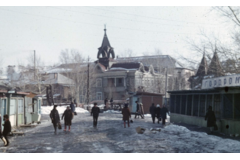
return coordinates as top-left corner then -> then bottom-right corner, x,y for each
97,25 -> 115,59
196,48 -> 208,76
207,48 -> 224,77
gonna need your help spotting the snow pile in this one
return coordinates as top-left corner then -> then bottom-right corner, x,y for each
164,124 -> 190,133
41,105 -> 89,115
103,110 -> 121,114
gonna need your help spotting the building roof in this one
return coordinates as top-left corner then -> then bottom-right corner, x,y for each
207,51 -> 224,77
100,28 -> 112,49
136,91 -> 164,96
196,53 -> 208,76
43,73 -> 74,85
111,62 -> 141,69
115,55 -> 184,69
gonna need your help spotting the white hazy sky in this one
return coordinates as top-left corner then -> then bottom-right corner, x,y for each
0,2 -> 237,72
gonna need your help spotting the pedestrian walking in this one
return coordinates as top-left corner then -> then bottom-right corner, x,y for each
2,114 -> 11,146
134,101 -> 140,119
205,106 -> 216,133
139,103 -> 144,119
0,114 -> 7,146
110,97 -> 113,109
70,102 -> 75,118
149,103 -> 156,123
62,106 -> 73,131
160,104 -> 169,126
155,104 -> 161,124
91,103 -> 100,128
50,105 -> 60,133
122,103 -> 131,128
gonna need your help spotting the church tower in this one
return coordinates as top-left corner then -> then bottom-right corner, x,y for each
207,49 -> 224,77
189,49 -> 209,89
96,26 -> 115,69
196,51 -> 208,77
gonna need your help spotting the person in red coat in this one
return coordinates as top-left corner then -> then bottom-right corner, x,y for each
122,103 -> 131,128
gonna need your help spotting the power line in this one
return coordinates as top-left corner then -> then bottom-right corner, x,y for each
0,8 -> 202,35
84,6 -> 218,26
48,6 -> 216,29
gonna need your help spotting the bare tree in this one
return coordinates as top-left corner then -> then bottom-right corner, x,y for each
17,53 -> 46,94
59,49 -> 97,104
180,7 -> 240,75
59,49 -> 86,103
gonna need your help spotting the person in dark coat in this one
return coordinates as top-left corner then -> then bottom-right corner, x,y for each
155,104 -> 161,124
62,106 -> 73,131
70,102 -> 75,118
91,103 -> 100,128
160,105 -> 170,126
149,103 -> 156,123
104,98 -> 108,107
50,105 -> 60,133
110,98 -> 113,108
205,106 -> 216,132
2,114 -> 11,146
134,101 -> 140,119
0,114 -> 7,146
122,103 -> 131,128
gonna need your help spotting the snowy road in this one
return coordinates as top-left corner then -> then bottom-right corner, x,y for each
1,112 -> 240,153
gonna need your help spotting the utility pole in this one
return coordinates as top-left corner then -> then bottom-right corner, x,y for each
165,67 -> 168,105
87,56 -> 90,106
34,50 -> 36,80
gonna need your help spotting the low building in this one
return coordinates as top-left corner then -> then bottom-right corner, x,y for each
129,92 -> 164,114
169,73 -> 240,135
0,85 -> 41,128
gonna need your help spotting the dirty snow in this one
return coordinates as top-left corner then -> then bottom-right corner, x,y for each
1,113 -> 240,153
103,110 -> 121,114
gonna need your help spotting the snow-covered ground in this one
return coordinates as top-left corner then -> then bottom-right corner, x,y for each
41,105 -> 89,115
103,110 -> 121,114
1,113 -> 240,153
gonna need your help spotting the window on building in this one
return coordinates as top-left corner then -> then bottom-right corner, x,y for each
199,95 -> 206,117
193,95 -> 199,116
10,99 -> 16,115
234,94 -> 240,120
214,94 -> 221,119
206,95 -> 212,110
116,78 -> 124,87
108,78 -> 115,87
181,95 -> 186,114
223,94 -> 233,119
96,78 -> 102,87
18,99 -> 24,114
96,92 -> 102,100
176,95 -> 181,113
33,100 -> 37,113
170,95 -> 175,113
186,95 -> 192,115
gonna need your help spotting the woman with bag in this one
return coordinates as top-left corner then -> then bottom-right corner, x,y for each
50,105 -> 60,134
205,106 -> 216,133
62,106 -> 73,131
122,103 -> 131,128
